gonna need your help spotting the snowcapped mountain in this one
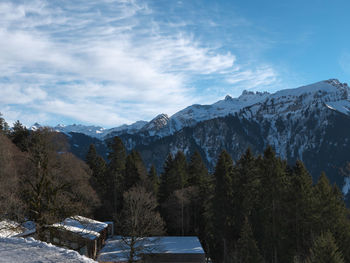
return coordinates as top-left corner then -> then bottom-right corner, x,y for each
54,124 -> 106,138
38,79 -> 350,141
109,79 -> 350,195
31,121 -> 149,139
105,89 -> 271,138
108,79 -> 350,139
37,79 -> 350,194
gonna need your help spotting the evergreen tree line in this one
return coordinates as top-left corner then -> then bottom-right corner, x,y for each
87,134 -> 350,263
1,113 -> 350,262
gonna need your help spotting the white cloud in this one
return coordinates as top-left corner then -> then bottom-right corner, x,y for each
0,0 -> 279,127
226,65 -> 278,89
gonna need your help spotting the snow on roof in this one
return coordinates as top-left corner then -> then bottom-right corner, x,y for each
97,236 -> 204,262
52,216 -> 108,240
0,220 -> 36,238
0,237 -> 96,263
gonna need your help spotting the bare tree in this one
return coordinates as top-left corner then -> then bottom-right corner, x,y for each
21,128 -> 99,238
0,134 -> 26,222
117,186 -> 166,263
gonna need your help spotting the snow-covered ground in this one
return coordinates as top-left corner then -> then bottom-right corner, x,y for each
0,237 -> 96,263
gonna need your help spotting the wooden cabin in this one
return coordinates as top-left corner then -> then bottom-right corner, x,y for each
44,216 -> 110,259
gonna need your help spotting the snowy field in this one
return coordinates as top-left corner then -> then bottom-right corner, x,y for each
0,237 -> 96,263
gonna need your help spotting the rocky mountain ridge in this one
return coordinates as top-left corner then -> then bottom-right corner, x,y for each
32,79 -> 350,196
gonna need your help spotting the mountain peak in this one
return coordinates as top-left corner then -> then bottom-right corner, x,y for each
141,113 -> 170,133
225,95 -> 233,101
30,122 -> 42,131
324,78 -> 348,89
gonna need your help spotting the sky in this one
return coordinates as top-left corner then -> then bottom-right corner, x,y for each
1,0 -> 350,128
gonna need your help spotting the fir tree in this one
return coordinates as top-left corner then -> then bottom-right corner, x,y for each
232,148 -> 260,241
0,113 -> 9,135
86,144 -> 107,188
107,136 -> 127,217
313,173 -> 350,261
188,151 -> 208,187
158,153 -> 174,204
10,120 -> 30,152
172,151 -> 188,190
86,144 -> 108,219
235,217 -> 264,263
148,164 -> 159,195
312,173 -> 344,234
124,150 -> 148,191
255,146 -> 289,263
287,160 -> 314,258
305,232 -> 344,263
208,150 -> 235,263
188,151 -> 210,236
166,151 -> 188,236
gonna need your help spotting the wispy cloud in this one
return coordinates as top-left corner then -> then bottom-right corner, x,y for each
0,0 -> 279,127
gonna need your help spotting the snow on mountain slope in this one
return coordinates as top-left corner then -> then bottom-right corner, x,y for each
166,90 -> 270,135
107,120 -> 148,135
54,124 -> 106,138
44,79 -> 350,140
0,237 -> 96,263
31,121 -> 148,139
139,79 -> 350,138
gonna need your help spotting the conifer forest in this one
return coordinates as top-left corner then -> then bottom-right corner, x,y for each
1,114 -> 350,262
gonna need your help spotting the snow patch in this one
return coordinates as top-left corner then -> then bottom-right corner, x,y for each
0,237 -> 96,262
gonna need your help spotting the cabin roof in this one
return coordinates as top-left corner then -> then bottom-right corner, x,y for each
52,216 -> 108,240
97,236 -> 204,262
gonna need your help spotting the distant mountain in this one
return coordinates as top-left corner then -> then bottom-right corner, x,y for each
109,79 -> 350,195
39,79 -> 350,196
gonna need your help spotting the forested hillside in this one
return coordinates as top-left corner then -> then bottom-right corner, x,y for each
1,114 -> 350,262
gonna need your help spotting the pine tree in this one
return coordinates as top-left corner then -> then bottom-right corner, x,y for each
10,120 -> 30,151
0,113 -> 9,135
232,149 -> 260,240
124,150 -> 148,191
163,151 -> 188,236
158,151 -> 188,203
86,144 -> 107,188
255,146 -> 289,263
158,153 -> 174,204
106,136 -> 127,217
235,217 -> 264,263
312,173 -> 343,234
313,173 -> 350,261
188,151 -> 208,187
86,144 -> 108,219
287,160 -> 314,258
208,150 -> 235,263
188,151 -> 210,236
172,151 -> 188,190
305,231 -> 344,263
148,164 -> 159,195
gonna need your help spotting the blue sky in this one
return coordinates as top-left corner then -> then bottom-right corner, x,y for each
1,0 -> 350,127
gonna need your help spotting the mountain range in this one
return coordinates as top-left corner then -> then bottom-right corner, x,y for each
32,79 -> 350,196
